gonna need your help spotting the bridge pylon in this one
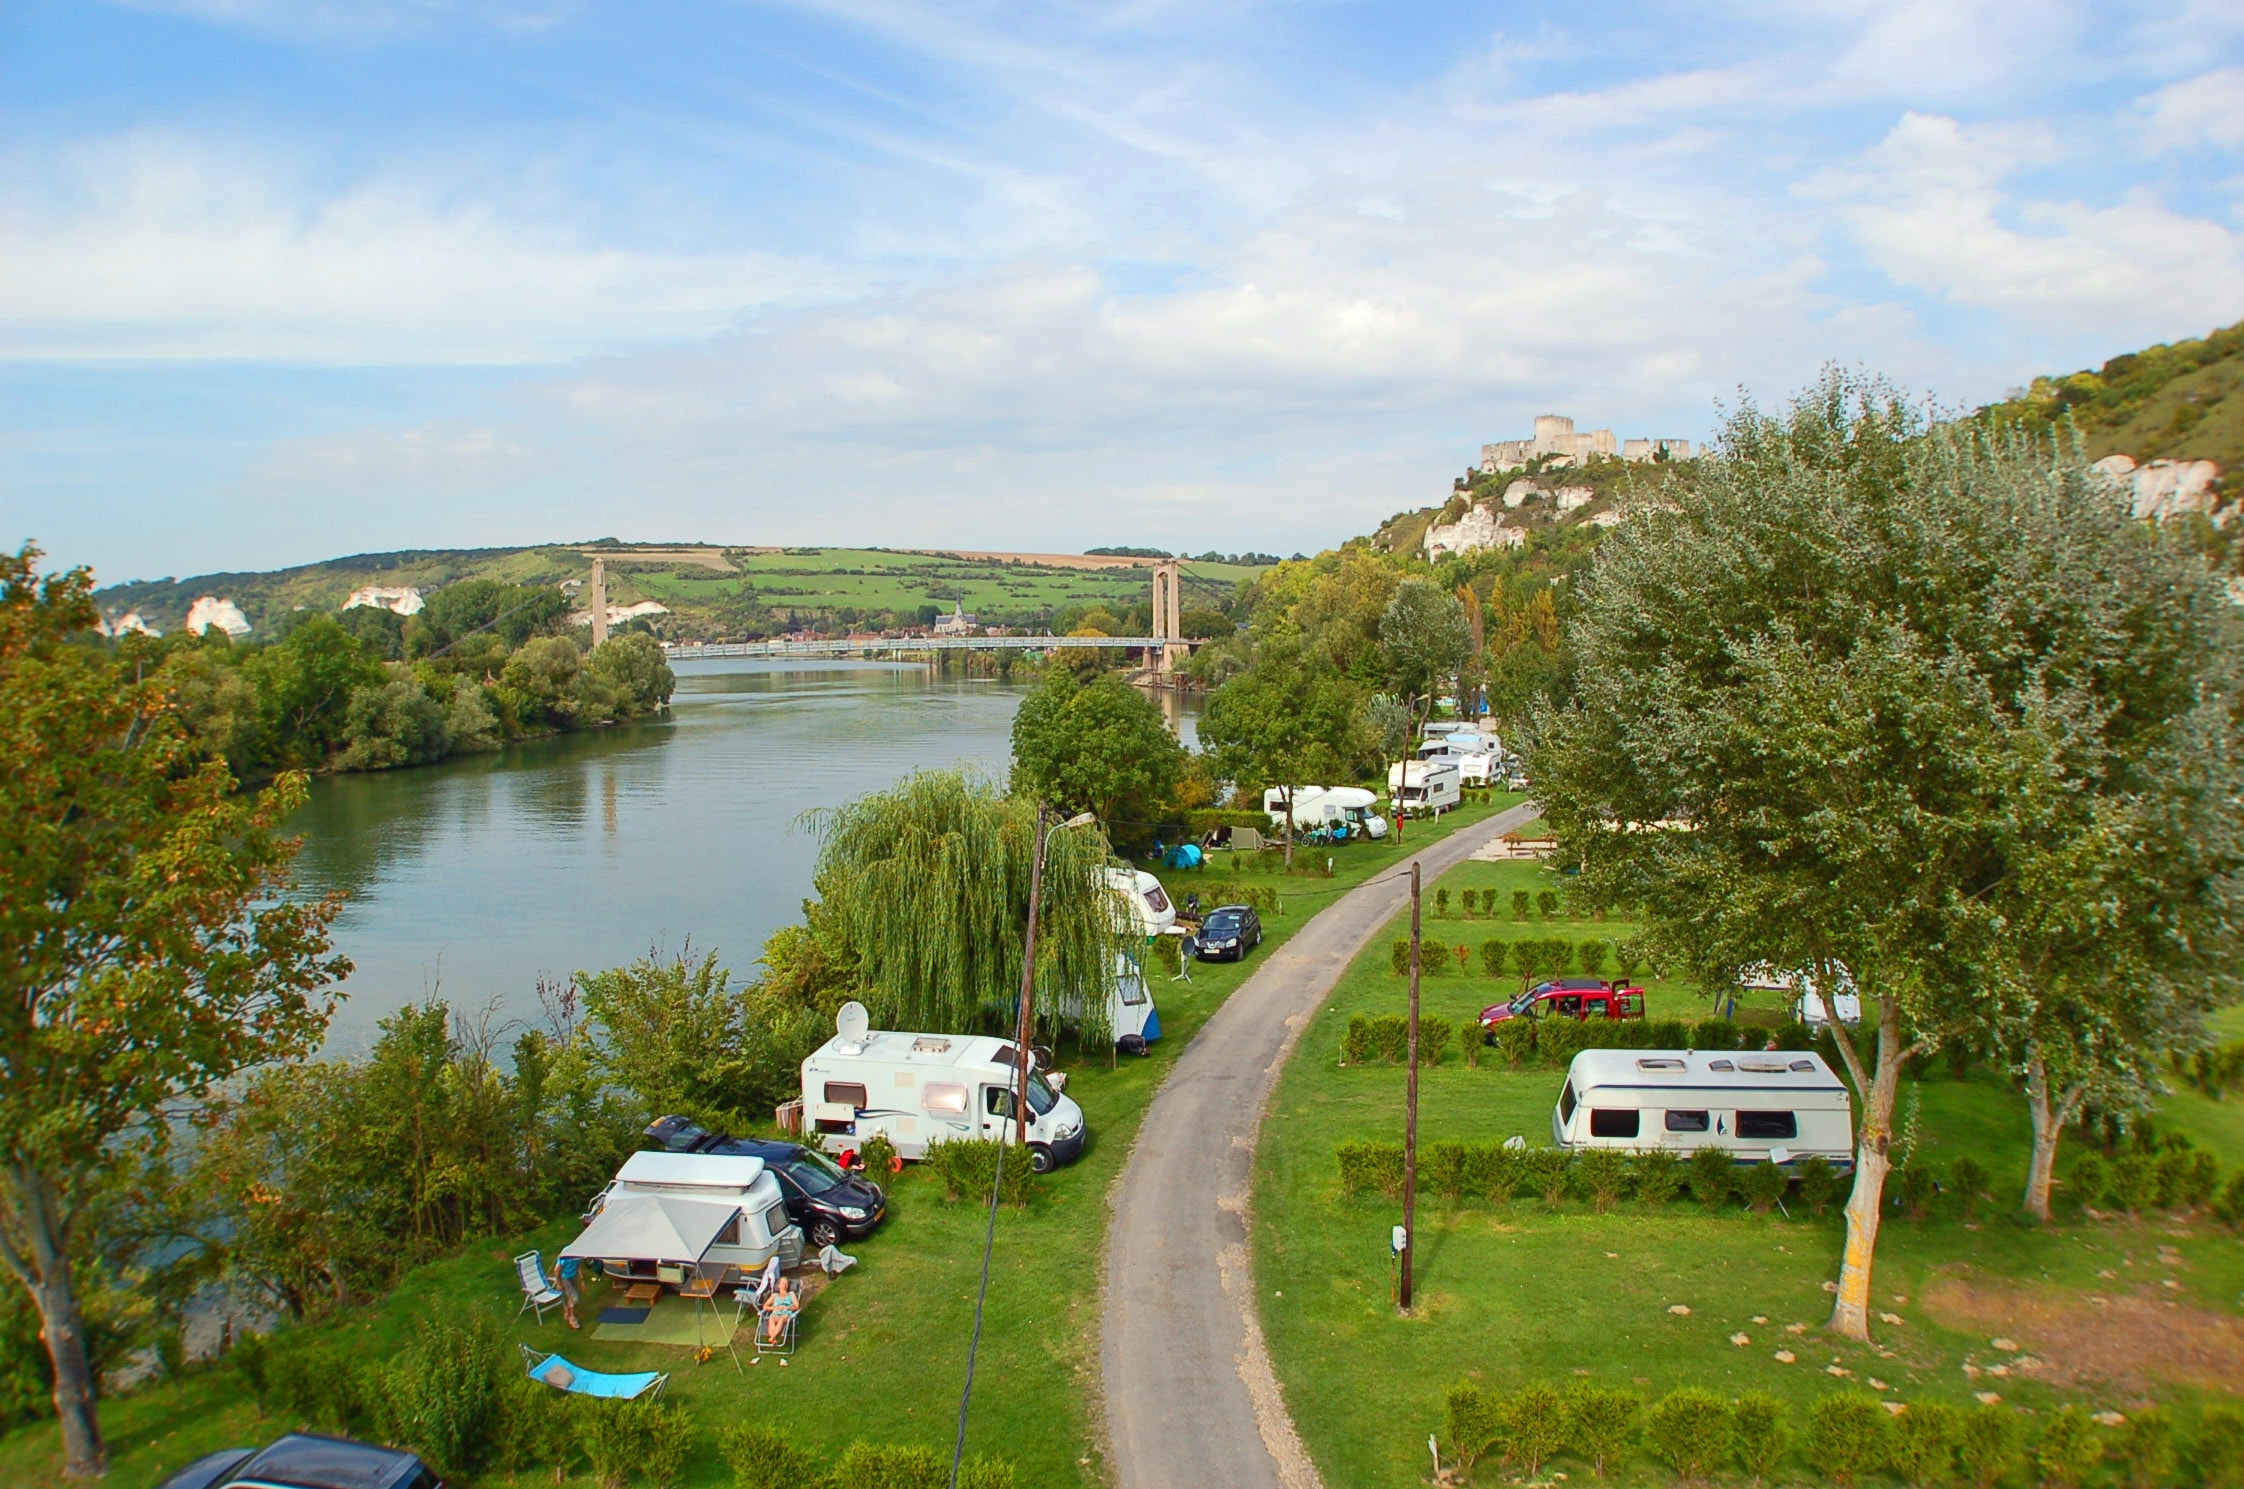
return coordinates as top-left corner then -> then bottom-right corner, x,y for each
1151,559 -> 1186,679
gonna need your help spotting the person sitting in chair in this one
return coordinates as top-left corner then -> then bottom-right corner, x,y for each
760,1276 -> 799,1346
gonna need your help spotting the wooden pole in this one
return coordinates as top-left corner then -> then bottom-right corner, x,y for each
1401,859 -> 1421,1312
1013,806 -> 1050,1147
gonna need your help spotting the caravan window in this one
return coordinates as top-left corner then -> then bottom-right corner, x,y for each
1558,1081 -> 1578,1125
1119,977 -> 1147,1007
1665,1110 -> 1710,1133
765,1203 -> 791,1238
1736,1111 -> 1798,1140
1143,883 -> 1172,913
1588,1109 -> 1640,1138
924,1083 -> 969,1115
824,1082 -> 868,1109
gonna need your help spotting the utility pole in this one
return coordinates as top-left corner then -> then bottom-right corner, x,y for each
1401,859 -> 1421,1312
1012,806 -> 1050,1146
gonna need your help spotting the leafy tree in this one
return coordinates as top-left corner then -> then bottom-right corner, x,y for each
249,613 -> 386,766
1531,372 -> 2242,1337
1379,580 -> 1471,842
0,545 -> 347,1475
337,677 -> 451,770
1198,641 -> 1369,866
1009,667 -> 1186,831
586,632 -> 677,714
405,578 -> 569,658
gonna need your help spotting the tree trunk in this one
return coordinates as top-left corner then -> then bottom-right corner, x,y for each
1827,994 -> 1905,1343
2020,1047 -> 2078,1223
6,1167 -> 103,1477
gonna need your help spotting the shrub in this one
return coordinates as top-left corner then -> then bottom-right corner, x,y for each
2107,1152 -> 2157,1213
1480,940 -> 1507,977
1426,1141 -> 1494,1202
1688,1147 -> 1735,1210
859,1131 -> 899,1176
1436,888 -> 1451,917
1537,890 -> 1559,918
1740,1160 -> 1790,1213
1644,1387 -> 1736,1482
1895,1162 -> 1939,1219
1629,1150 -> 1684,1204
1537,1017 -> 1593,1067
1446,1381 -> 1502,1474
1336,1141 -> 1405,1198
2176,1150 -> 2221,1209
1391,940 -> 1413,975
1421,944 -> 1449,977
1460,888 -> 1479,917
1578,939 -> 1610,977
1513,889 -> 1532,919
1732,1392 -> 1789,1486
1958,1405 -> 2024,1489
1645,1018 -> 1692,1049
2216,1172 -> 2244,1228
383,1314 -> 511,1478
1950,1157 -> 1991,1220
1564,1381 -> 1640,1478
957,1456 -> 1016,1489
1808,1394 -> 1890,1487
1796,1156 -> 1843,1216
2035,1405 -> 2103,1489
1503,1382 -> 1569,1477
639,1402 -> 697,1489
829,1441 -> 948,1489
1889,1401 -> 1962,1487
2113,1405 -> 2174,1489
1548,940 -> 1575,975
1493,1018 -> 1539,1067
231,1331 -> 273,1417
1420,1016 -> 1455,1066
1690,1019 -> 1741,1051
1482,1144 -> 1523,1203
1341,1016 -> 1376,1064
271,1346 -> 368,1436
1574,1148 -> 1630,1210
1519,1146 -> 1574,1206
579,1400 -> 649,1489
922,1137 -> 1036,1206
2199,1403 -> 2244,1489
2067,1153 -> 2108,1210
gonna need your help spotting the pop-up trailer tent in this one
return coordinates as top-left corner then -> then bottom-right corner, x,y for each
561,1194 -> 744,1286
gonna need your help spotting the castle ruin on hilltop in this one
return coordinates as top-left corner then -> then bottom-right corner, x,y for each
1481,414 -> 1692,473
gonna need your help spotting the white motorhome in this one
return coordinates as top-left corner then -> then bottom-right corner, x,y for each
1739,962 -> 1863,1026
572,1151 -> 804,1285
1551,1049 -> 1854,1166
1260,785 -> 1389,840
1386,760 -> 1462,817
802,1004 -> 1089,1170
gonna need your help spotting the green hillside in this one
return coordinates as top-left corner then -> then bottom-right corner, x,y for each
1979,317 -> 2244,478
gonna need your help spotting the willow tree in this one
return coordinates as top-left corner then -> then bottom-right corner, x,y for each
809,771 -> 1124,1046
1532,371 -> 2241,1341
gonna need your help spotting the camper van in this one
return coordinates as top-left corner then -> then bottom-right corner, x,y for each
574,1151 -> 805,1285
1260,786 -> 1389,840
1386,760 -> 1462,818
1551,1049 -> 1854,1166
802,1004 -> 1089,1171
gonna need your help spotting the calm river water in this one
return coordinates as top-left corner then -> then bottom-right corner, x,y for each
289,660 -> 1197,1051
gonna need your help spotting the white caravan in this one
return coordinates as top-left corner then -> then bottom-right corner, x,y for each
802,1003 -> 1088,1171
571,1151 -> 804,1284
1098,868 -> 1168,1046
1260,786 -> 1389,840
1386,760 -> 1462,817
1104,866 -> 1176,936
1551,1049 -> 1854,1167
1738,962 -> 1863,1026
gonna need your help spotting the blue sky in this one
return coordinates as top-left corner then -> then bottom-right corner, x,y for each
5,1 -> 2243,583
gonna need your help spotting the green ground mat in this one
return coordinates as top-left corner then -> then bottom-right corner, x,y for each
589,1293 -> 739,1348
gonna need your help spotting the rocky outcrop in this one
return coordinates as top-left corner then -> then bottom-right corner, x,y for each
1423,503 -> 1525,558
343,585 -> 426,616
2091,454 -> 2229,526
183,596 -> 252,637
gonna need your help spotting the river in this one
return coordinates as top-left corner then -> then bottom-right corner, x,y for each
288,659 -> 1197,1051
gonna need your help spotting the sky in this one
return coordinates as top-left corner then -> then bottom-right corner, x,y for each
4,1 -> 2243,584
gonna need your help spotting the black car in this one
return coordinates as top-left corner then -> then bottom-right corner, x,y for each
644,1115 -> 887,1247
1195,903 -> 1264,961
158,1434 -> 439,1489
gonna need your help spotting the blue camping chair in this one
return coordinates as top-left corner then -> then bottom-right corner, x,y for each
520,1345 -> 668,1400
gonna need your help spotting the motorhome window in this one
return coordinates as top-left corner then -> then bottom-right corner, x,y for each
784,1159 -> 842,1197
1736,1111 -> 1798,1140
985,1087 -> 1017,1119
823,1082 -> 869,1109
1027,1073 -> 1059,1116
924,1083 -> 969,1115
1558,1081 -> 1578,1125
1588,1108 -> 1640,1138
1665,1110 -> 1710,1133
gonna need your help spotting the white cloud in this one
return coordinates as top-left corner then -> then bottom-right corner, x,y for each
2139,67 -> 2244,153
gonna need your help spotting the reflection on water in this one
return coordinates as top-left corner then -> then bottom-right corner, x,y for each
290,661 -> 1083,1051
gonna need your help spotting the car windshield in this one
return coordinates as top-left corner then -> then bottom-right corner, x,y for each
1027,1073 -> 1059,1116
1205,912 -> 1239,932
665,1124 -> 710,1151
1509,990 -> 1540,1013
784,1153 -> 847,1196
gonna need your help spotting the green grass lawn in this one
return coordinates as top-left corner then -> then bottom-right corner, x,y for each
0,799 -> 1519,1489
1254,858 -> 2244,1487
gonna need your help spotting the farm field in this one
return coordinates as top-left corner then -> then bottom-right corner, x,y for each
0,799 -> 1519,1489
1254,856 -> 2244,1488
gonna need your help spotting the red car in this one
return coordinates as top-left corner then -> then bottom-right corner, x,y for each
1480,978 -> 1646,1032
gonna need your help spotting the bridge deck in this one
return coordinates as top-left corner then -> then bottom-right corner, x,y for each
665,635 -> 1169,660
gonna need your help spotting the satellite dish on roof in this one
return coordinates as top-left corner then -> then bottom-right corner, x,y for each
835,1001 -> 869,1046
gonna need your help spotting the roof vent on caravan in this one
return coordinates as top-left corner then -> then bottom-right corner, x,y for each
1738,1057 -> 1790,1073
835,1001 -> 870,1056
1637,1057 -> 1686,1072
912,1035 -> 953,1055
1707,1058 -> 1735,1071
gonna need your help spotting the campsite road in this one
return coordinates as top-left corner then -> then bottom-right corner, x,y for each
1100,803 -> 1542,1489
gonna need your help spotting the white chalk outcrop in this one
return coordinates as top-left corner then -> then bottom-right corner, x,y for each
1424,503 -> 1526,559
98,610 -> 161,638
343,585 -> 426,616
2092,454 -> 2229,526
572,600 -> 672,627
183,596 -> 252,637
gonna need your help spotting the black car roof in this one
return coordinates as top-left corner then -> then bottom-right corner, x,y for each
1204,904 -> 1251,917
230,1434 -> 428,1489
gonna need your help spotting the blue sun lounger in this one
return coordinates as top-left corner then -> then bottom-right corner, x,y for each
520,1345 -> 668,1400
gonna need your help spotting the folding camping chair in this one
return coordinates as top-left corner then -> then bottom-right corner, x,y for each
515,1251 -> 564,1326
753,1278 -> 801,1361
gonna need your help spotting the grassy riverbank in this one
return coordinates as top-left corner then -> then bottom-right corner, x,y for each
0,799 -> 1519,1489
1253,857 -> 2244,1487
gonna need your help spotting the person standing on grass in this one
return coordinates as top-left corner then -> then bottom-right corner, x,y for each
555,1254 -> 583,1329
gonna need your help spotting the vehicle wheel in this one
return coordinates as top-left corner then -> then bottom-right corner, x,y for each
1028,1144 -> 1056,1173
808,1218 -> 842,1249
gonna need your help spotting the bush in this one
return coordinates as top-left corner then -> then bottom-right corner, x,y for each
1578,940 -> 1610,978
922,1137 -> 1036,1206
1950,1157 -> 1991,1220
1896,1162 -> 1939,1218
1732,1392 -> 1789,1485
1574,1148 -> 1630,1210
2113,1405 -> 2174,1489
1645,1017 -> 1692,1049
579,1400 -> 655,1489
1796,1155 -> 1843,1216
2067,1153 -> 2108,1210
1808,1394 -> 1890,1486
1420,1016 -> 1455,1066
1436,888 -> 1451,917
1482,1144 -> 1523,1203
1740,1160 -> 1790,1213
1493,1017 -> 1539,1067
639,1402 -> 697,1489
1479,940 -> 1508,978
270,1345 -> 368,1436
1536,890 -> 1559,918
383,1314 -> 511,1478
1512,888 -> 1532,920
1342,1014 -> 1412,1064
1503,1382 -> 1570,1477
1629,1150 -> 1684,1204
1889,1401 -> 1961,1487
829,1441 -> 948,1489
1446,1381 -> 1502,1474
231,1331 -> 273,1417
1519,1147 -> 1574,1206
500,1378 -> 578,1482
1690,1019 -> 1742,1051
1390,939 -> 1412,975
2216,1172 -> 2244,1228
1688,1147 -> 1735,1210
2107,1152 -> 2157,1213
2199,1404 -> 2244,1489
1336,1141 -> 1405,1198
957,1457 -> 1016,1489
1958,1405 -> 2025,1489
1564,1380 -> 1640,1478
2035,1405 -> 2103,1489
859,1131 -> 899,1176
1644,1387 -> 1735,1481
1460,888 -> 1478,917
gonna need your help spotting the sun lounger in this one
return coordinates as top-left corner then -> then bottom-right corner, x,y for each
520,1345 -> 668,1400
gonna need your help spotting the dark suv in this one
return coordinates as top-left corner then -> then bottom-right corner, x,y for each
1195,903 -> 1264,961
158,1434 -> 439,1489
644,1115 -> 887,1247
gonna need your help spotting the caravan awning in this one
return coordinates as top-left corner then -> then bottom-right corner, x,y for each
560,1196 -> 739,1267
